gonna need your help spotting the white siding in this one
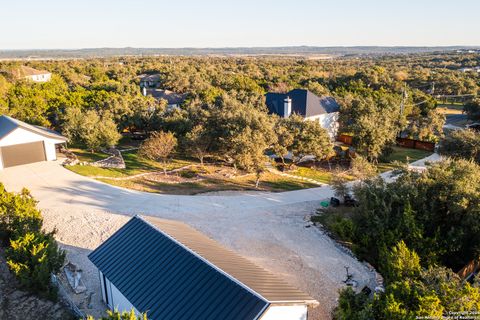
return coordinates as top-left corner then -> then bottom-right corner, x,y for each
101,272 -> 140,316
0,127 -> 64,147
26,73 -> 51,83
0,128 -> 64,169
306,112 -> 339,139
44,141 -> 57,161
259,305 -> 308,320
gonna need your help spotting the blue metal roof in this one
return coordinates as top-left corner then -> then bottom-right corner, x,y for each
266,89 -> 340,117
88,216 -> 269,320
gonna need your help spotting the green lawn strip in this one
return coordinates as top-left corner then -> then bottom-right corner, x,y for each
287,167 -> 333,184
70,148 -> 110,162
67,150 -> 198,178
377,146 -> 432,173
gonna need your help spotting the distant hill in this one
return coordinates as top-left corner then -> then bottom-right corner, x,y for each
0,46 -> 479,59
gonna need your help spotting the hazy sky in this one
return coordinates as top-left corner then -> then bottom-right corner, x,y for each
1,0 -> 479,49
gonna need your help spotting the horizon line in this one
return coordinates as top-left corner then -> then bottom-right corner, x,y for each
1,45 -> 480,51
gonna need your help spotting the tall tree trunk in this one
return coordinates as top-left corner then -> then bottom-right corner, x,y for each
255,171 -> 261,189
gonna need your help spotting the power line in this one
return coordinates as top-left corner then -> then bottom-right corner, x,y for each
404,100 -> 430,107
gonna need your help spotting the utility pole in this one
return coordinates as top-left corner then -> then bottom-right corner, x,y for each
400,83 -> 407,116
397,83 -> 408,139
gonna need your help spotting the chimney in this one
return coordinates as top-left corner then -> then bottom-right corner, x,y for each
284,96 -> 292,118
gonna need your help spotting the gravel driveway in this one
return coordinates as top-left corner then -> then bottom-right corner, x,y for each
0,160 -> 382,320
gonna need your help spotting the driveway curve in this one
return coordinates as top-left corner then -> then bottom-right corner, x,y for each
3,159 -> 433,319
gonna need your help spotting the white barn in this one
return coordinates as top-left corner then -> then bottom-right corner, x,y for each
0,115 -> 67,169
89,215 -> 319,320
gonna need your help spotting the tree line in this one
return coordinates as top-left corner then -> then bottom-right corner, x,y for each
0,53 -> 476,165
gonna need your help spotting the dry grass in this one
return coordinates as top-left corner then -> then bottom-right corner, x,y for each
437,104 -> 464,115
97,166 -> 318,195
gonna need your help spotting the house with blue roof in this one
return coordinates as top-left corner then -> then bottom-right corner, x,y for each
88,215 -> 319,320
265,89 -> 340,138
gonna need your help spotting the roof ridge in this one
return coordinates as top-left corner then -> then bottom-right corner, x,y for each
0,115 -> 66,141
136,215 -> 271,305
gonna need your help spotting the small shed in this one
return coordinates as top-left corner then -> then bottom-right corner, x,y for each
89,215 -> 319,320
0,115 -> 67,169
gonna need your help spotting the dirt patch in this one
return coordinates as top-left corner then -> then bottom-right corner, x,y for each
0,248 -> 75,320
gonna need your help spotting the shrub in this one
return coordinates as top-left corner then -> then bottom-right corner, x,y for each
0,183 -> 65,299
6,231 -> 65,298
87,309 -> 148,320
0,185 -> 42,242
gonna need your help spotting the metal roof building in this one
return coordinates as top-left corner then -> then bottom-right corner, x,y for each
88,215 -> 318,320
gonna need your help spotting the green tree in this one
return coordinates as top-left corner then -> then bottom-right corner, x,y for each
408,109 -> 445,142
272,117 -> 295,165
438,129 -> 480,164
139,131 -> 177,175
184,125 -> 211,165
205,95 -> 276,187
283,114 -> 333,164
339,93 -> 400,162
62,109 -> 121,151
464,98 -> 480,121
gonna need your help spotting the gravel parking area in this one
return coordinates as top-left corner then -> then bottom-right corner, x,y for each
0,161 -> 382,320
41,203 -> 375,320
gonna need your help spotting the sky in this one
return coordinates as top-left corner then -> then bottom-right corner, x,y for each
0,0 -> 479,49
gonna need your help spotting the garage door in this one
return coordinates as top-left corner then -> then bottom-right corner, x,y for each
1,141 -> 46,168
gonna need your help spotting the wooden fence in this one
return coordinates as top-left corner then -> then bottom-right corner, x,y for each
337,134 -> 435,152
396,138 -> 435,152
337,134 -> 353,145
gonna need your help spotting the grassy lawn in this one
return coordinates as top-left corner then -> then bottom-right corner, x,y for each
67,150 -> 195,178
377,146 -> 432,172
97,170 -> 317,195
69,148 -> 110,162
287,167 -> 335,184
66,148 -> 319,194
437,104 -> 464,115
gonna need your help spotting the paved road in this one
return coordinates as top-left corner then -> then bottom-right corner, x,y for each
0,154 -> 440,319
445,113 -> 468,127
0,160 -> 334,215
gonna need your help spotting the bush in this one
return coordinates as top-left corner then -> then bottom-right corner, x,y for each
6,231 -> 65,298
0,183 -> 65,298
333,287 -> 373,320
87,309 -> 148,320
330,216 -> 355,241
0,185 -> 42,242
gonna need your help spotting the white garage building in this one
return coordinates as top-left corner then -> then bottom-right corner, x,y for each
0,115 -> 67,169
89,215 -> 319,320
